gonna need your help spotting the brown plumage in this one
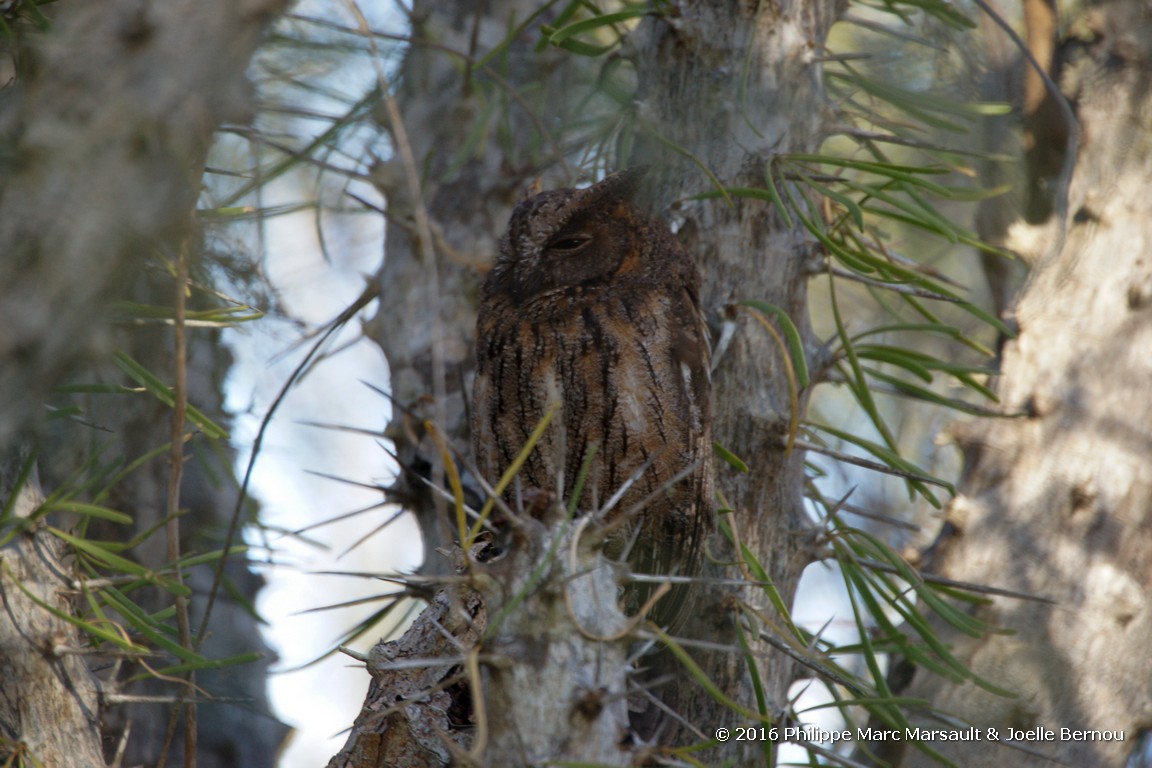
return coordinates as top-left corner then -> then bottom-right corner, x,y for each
470,168 -> 713,628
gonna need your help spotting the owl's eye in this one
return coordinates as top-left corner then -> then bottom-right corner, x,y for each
547,234 -> 591,252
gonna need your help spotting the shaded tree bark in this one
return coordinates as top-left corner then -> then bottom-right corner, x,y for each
627,2 -> 844,751
0,2 -> 289,766
350,0 -> 849,765
0,450 -> 105,768
0,0 -> 284,444
899,2 -> 1152,765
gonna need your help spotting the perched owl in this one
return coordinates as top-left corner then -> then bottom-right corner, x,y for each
471,168 -> 713,629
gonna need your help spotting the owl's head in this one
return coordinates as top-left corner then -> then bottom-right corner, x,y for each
488,168 -> 656,303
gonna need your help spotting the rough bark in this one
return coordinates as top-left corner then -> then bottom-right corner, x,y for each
0,2 -> 289,765
331,525 -> 641,768
357,5 -> 626,763
353,1 -> 848,765
626,0 -> 845,755
327,550 -> 484,768
477,519 -> 636,765
898,2 -> 1152,765
0,0 -> 285,445
0,450 -> 106,768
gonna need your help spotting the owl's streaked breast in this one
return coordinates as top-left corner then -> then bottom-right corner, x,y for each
471,169 -> 713,628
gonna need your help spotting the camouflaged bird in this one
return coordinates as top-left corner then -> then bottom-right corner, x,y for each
471,167 -> 713,629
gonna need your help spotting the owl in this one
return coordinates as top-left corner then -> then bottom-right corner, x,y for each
471,168 -> 713,628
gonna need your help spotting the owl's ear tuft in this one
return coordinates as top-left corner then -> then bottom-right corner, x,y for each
519,177 -> 545,201
581,166 -> 649,206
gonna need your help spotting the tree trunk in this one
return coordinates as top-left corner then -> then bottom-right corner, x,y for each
0,0 -> 284,444
0,2 -> 289,765
0,450 -> 106,768
898,2 -> 1152,765
627,2 -> 844,751
350,0 -> 848,765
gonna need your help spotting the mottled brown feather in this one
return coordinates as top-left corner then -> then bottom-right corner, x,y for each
471,169 -> 713,629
